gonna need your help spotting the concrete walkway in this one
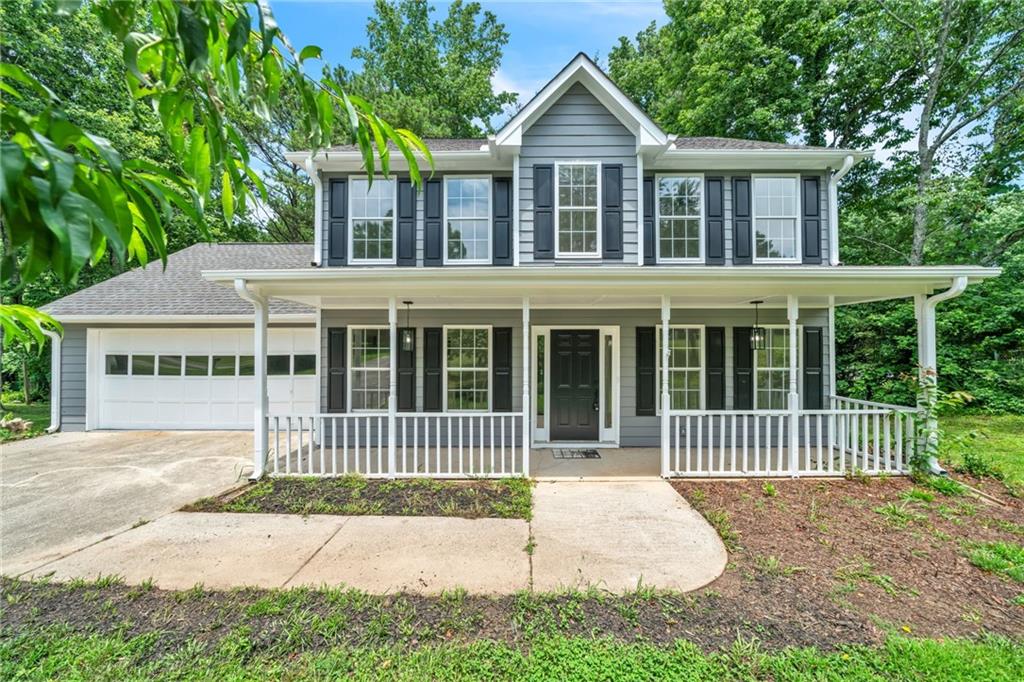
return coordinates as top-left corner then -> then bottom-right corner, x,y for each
1,431 -> 249,575
16,480 -> 726,595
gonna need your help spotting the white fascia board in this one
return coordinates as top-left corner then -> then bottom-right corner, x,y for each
298,150 -> 502,173
652,148 -> 874,171
51,313 -> 316,324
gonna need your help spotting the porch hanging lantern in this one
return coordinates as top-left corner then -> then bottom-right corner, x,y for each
401,301 -> 414,351
750,300 -> 767,351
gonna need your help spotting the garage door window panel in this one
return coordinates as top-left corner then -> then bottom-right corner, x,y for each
132,355 -> 155,375
294,354 -> 316,375
268,355 -> 290,376
185,355 -> 209,376
239,355 -> 255,376
106,354 -> 128,375
212,355 -> 236,376
159,355 -> 182,376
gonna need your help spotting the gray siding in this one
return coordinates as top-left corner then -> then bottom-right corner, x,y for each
319,307 -> 830,447
60,325 -> 88,431
519,82 -> 638,264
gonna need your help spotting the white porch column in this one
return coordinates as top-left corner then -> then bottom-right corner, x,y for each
827,295 -> 836,450
787,295 -> 800,476
660,296 -> 671,477
388,297 -> 398,478
522,297 -> 531,475
235,279 -> 268,479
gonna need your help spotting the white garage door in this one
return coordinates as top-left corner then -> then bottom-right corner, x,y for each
89,328 -> 317,430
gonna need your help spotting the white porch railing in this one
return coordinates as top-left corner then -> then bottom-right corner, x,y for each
267,412 -> 527,478
666,396 -> 917,478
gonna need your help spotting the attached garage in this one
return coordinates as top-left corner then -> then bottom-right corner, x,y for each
88,328 -> 317,430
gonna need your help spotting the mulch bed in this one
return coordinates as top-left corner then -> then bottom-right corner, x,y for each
181,476 -> 532,520
673,474 -> 1024,645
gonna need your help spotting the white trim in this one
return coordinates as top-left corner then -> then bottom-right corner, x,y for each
636,153 -> 644,266
554,161 -> 602,259
348,176 -> 398,265
655,324 -> 705,413
512,154 -> 521,267
654,173 -> 705,264
44,330 -> 61,432
442,175 -> 493,265
312,167 -> 323,266
347,325 -> 392,413
442,324 -> 493,413
751,174 -> 802,264
49,314 -> 316,324
530,325 -> 620,446
752,323 -> 803,409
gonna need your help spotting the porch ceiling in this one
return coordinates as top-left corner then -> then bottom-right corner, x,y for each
202,265 -> 1000,309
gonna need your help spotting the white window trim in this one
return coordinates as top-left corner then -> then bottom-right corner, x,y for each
656,324 -> 705,414
654,173 -> 705,264
752,173 -> 802,264
348,176 -> 398,265
348,325 -> 391,413
752,324 -> 802,410
554,161 -> 602,259
442,324 -> 492,413
443,175 -> 493,265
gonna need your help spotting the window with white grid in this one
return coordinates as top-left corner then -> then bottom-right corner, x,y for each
755,327 -> 793,409
657,326 -> 703,410
556,163 -> 599,256
445,327 -> 489,411
657,176 -> 702,261
445,177 -> 491,262
753,176 -> 799,261
350,327 -> 390,410
350,178 -> 395,262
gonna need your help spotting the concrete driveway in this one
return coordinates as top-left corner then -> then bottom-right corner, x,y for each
1,431 -> 249,575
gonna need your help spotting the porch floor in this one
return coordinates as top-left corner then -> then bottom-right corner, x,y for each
530,448 -> 661,479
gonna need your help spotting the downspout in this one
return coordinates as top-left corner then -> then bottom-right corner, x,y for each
919,276 -> 968,475
44,330 -> 61,433
828,155 -> 855,266
235,279 -> 270,480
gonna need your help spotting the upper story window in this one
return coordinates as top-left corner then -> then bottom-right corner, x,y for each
753,176 -> 800,262
656,176 -> 703,262
445,176 -> 491,264
555,162 -> 600,257
350,178 -> 395,263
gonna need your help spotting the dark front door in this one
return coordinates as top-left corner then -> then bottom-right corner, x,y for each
550,330 -> 600,441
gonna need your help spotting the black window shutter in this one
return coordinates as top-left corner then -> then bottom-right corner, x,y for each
732,177 -> 752,265
492,177 -> 513,265
635,326 -> 656,415
327,179 -> 347,265
602,163 -> 623,259
327,327 -> 347,412
492,328 -> 513,411
733,327 -> 753,409
423,327 -> 443,411
424,180 -> 443,265
643,175 -> 656,265
705,327 -> 726,409
803,327 -> 824,408
801,176 -> 822,264
397,178 -> 416,266
533,164 -> 554,259
398,328 -> 416,411
705,177 -> 725,265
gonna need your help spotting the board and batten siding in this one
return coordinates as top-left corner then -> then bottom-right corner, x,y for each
319,308 -> 830,447
519,82 -> 638,265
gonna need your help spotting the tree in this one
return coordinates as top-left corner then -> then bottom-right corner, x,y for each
0,0 -> 431,346
330,0 -> 517,137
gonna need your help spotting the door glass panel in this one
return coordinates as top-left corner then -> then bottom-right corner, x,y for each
604,334 -> 613,429
535,335 -> 545,428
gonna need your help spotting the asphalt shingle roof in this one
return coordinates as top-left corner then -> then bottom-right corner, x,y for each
671,136 -> 839,151
42,243 -> 314,318
327,137 -> 487,153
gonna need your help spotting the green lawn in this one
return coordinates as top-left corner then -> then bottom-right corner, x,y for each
2,629 -> 1021,681
942,414 -> 1024,488
0,400 -> 49,442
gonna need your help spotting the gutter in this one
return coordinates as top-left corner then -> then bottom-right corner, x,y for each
920,276 -> 968,475
828,155 -> 856,265
43,330 -> 61,433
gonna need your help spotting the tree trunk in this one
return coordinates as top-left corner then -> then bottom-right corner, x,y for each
22,356 -> 31,405
910,152 -> 932,266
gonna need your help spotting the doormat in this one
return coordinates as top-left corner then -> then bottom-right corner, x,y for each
552,449 -> 601,459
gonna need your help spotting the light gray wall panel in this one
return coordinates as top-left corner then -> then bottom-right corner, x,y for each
60,325 -> 87,431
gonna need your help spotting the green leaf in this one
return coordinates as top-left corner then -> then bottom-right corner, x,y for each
177,6 -> 210,73
221,169 -> 234,224
298,45 -> 322,63
226,10 -> 251,62
256,0 -> 279,57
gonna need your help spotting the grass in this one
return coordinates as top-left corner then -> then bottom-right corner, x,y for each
2,628 -> 1022,681
0,400 -> 49,442
967,541 -> 1024,583
943,414 -> 1024,488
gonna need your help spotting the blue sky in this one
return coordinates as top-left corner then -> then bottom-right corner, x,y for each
273,0 -> 667,110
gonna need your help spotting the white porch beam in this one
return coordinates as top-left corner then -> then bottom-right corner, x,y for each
388,297 -> 398,479
660,295 -> 671,477
522,297 -> 531,474
235,279 -> 269,479
787,295 -> 800,476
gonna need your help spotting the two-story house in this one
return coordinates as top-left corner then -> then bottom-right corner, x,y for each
42,54 -> 999,480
